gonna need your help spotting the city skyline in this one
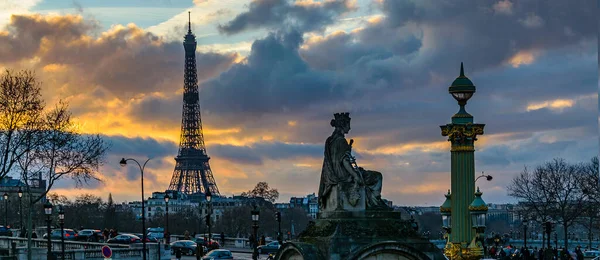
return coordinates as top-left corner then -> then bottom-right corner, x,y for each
0,0 -> 596,205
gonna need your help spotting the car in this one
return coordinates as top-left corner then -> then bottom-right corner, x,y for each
46,229 -> 77,240
201,249 -> 233,259
195,237 -> 221,250
76,229 -> 102,242
0,226 -> 12,237
106,234 -> 141,244
133,233 -> 158,243
170,240 -> 203,256
257,241 -> 281,254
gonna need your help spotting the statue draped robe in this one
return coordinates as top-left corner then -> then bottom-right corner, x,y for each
318,132 -> 388,211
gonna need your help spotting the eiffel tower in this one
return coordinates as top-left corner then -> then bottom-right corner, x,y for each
167,12 -> 220,197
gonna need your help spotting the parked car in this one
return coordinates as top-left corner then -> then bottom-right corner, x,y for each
44,229 -> 77,240
0,226 -> 12,236
170,240 -> 203,256
76,229 -> 102,242
257,241 -> 281,254
201,249 -> 233,259
106,234 -> 141,244
195,237 -> 221,250
133,233 -> 158,243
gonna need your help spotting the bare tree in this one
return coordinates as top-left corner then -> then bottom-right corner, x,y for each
508,158 -> 593,249
507,165 -> 555,244
0,70 -> 44,180
241,182 -> 280,203
0,70 -> 109,260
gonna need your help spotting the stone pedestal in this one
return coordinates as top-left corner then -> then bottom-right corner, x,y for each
276,211 -> 446,260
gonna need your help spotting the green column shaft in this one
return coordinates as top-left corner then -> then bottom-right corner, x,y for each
450,150 -> 475,243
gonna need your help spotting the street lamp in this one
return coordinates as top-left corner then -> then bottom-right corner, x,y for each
469,187 -> 488,246
475,172 -> 493,183
59,206 -> 65,260
44,200 -> 53,260
251,205 -> 260,260
206,191 -> 212,244
18,187 -> 23,231
120,157 -> 151,260
164,194 -> 170,244
522,219 -> 529,248
3,193 -> 8,227
440,190 -> 452,235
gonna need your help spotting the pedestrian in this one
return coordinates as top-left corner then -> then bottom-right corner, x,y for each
221,232 -> 225,246
184,230 -> 190,240
175,247 -> 182,260
260,235 -> 266,246
576,246 -> 584,260
31,231 -> 37,238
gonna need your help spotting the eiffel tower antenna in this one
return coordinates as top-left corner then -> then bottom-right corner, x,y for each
188,11 -> 191,33
168,13 -> 221,196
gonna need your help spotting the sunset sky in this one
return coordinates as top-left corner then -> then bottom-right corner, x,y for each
0,0 -> 596,206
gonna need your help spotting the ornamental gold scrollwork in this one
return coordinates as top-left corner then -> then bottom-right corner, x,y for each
440,123 -> 485,145
468,205 -> 489,211
440,207 -> 451,213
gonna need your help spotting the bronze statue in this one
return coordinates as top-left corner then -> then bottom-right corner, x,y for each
318,112 -> 389,211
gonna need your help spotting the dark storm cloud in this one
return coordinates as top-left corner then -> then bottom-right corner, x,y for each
209,141 -> 322,165
105,135 -> 177,159
201,29 -> 343,115
217,0 -> 356,35
0,14 -> 237,98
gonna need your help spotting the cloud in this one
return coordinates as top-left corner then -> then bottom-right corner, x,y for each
209,141 -> 322,165
217,0 -> 357,35
493,0 -> 513,15
0,14 -> 238,98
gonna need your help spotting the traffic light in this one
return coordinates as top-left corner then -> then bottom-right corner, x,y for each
275,212 -> 281,222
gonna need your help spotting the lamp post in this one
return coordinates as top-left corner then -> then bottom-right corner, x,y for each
18,187 -> 23,230
164,194 -> 170,244
120,157 -> 151,260
3,193 -> 8,227
475,172 -> 493,183
275,211 -> 282,245
44,200 -> 53,260
523,219 -> 528,248
59,206 -> 65,260
251,206 -> 259,260
205,191 -> 212,246
469,188 -> 488,232
440,189 -> 452,238
440,63 -> 485,260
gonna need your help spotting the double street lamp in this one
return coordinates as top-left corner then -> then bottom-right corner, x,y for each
206,191 -> 212,244
523,219 -> 529,248
3,193 -> 8,227
164,194 -> 170,244
44,200 -> 53,260
59,206 -> 65,260
251,206 -> 260,260
120,157 -> 151,260
18,187 -> 23,231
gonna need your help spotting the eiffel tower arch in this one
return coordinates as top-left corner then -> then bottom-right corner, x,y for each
167,12 -> 220,197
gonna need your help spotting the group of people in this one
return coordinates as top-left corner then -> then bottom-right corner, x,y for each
488,244 -> 587,260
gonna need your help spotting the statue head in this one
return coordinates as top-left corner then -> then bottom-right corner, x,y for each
331,112 -> 351,134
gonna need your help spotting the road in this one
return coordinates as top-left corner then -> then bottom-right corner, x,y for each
171,252 -> 271,260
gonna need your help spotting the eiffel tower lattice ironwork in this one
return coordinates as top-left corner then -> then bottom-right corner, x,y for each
168,12 -> 220,196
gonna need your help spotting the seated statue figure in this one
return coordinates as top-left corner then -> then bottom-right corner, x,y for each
318,112 -> 390,211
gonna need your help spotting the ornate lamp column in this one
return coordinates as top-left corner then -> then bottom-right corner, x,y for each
468,187 -> 488,257
440,190 -> 452,237
440,63 -> 485,260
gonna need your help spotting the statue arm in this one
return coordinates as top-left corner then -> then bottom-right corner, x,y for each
343,158 -> 364,185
